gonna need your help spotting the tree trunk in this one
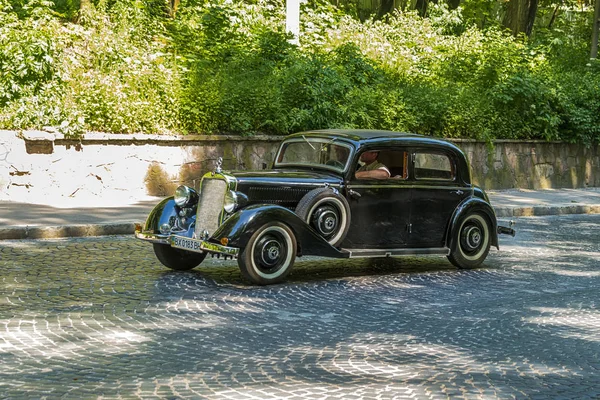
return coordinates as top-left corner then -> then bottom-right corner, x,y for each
503,0 -> 537,37
170,0 -> 180,18
592,0 -> 600,59
415,0 -> 428,16
524,0 -> 538,36
447,0 -> 461,10
548,5 -> 560,29
377,0 -> 396,19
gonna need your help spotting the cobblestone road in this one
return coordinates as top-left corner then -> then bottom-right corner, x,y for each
1,215 -> 600,399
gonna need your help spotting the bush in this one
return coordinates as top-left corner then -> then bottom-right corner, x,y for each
0,0 -> 598,145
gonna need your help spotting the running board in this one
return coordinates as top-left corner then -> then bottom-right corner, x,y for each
341,247 -> 450,258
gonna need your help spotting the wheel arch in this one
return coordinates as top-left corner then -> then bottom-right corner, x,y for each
446,198 -> 499,251
213,204 -> 345,258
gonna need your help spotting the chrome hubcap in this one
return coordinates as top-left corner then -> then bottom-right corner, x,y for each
314,206 -> 339,237
260,239 -> 281,266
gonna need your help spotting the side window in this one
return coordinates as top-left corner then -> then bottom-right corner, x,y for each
414,152 -> 455,181
354,149 -> 408,180
377,150 -> 409,179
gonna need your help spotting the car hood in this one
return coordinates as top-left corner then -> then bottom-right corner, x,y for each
230,169 -> 342,186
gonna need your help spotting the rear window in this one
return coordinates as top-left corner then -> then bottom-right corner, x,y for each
414,152 -> 454,181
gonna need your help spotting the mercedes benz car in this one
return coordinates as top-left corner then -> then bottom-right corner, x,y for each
135,129 -> 515,285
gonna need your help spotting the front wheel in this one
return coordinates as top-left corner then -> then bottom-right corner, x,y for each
238,222 -> 297,285
153,243 -> 207,271
447,212 -> 491,269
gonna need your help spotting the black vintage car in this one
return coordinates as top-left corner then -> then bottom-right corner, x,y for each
135,129 -> 515,284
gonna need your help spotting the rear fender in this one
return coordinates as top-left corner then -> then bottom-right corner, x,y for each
213,204 -> 345,258
447,198 -> 499,250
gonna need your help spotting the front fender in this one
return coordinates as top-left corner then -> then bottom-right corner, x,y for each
447,197 -> 499,251
144,197 -> 177,232
212,204 -> 345,258
142,197 -> 195,238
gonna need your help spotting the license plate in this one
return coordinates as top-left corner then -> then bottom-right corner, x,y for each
171,236 -> 204,252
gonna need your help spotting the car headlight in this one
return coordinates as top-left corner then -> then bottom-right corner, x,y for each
174,185 -> 198,207
224,190 -> 238,213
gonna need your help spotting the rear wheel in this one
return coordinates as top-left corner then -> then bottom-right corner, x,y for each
153,243 -> 206,271
447,212 -> 491,269
238,222 -> 297,285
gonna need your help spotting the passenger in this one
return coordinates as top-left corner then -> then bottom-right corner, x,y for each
355,150 -> 390,179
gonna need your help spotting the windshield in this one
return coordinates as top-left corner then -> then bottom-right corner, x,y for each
275,137 -> 353,172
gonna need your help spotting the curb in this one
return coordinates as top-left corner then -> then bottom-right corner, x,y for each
0,205 -> 599,240
0,223 -> 137,240
495,204 -> 600,218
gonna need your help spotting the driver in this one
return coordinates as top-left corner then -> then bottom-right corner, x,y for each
355,150 -> 390,179
326,145 -> 350,168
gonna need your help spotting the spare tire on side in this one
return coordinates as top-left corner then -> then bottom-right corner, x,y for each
295,187 -> 350,247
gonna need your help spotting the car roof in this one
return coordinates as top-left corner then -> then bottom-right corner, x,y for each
287,129 -> 420,141
282,129 -> 471,184
285,129 -> 458,150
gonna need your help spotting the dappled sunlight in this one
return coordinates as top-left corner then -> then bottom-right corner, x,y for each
154,297 -> 270,320
525,307 -> 600,343
164,330 -> 584,397
543,268 -> 600,278
0,315 -> 153,362
2,217 -> 600,398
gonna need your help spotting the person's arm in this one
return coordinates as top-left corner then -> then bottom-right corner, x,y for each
355,168 -> 390,179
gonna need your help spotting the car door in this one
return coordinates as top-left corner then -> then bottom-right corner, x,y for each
408,150 -> 470,248
341,148 -> 411,249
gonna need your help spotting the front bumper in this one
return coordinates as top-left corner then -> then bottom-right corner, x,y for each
135,230 -> 240,258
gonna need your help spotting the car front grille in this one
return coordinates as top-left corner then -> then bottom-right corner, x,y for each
247,186 -> 311,210
195,178 -> 227,238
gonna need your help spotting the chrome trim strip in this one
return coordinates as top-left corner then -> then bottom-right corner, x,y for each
135,231 -> 170,244
345,247 -> 450,258
347,184 -> 472,190
246,181 -> 342,188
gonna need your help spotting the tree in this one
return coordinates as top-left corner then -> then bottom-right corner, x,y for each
592,0 -> 600,59
377,0 -> 396,19
170,0 -> 181,17
415,0 -> 429,16
502,0 -> 538,36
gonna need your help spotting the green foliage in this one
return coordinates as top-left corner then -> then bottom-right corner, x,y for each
1,0 -> 180,136
0,0 -> 598,145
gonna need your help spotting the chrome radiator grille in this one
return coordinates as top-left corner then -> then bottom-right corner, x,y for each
195,178 -> 227,237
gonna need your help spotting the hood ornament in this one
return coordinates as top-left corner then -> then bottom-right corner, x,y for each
215,156 -> 223,174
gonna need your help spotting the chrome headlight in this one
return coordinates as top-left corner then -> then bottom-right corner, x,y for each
223,190 -> 238,213
174,185 -> 198,207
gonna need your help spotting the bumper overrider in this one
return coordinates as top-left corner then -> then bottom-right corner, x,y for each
134,228 -> 240,258
497,220 -> 516,237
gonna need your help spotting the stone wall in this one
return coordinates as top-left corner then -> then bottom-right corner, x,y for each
460,140 -> 600,189
1,130 -> 598,206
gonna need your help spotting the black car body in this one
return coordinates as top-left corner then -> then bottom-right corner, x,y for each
135,129 -> 515,284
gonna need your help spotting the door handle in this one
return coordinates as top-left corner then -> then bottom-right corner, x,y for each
348,189 -> 362,199
451,190 -> 464,195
